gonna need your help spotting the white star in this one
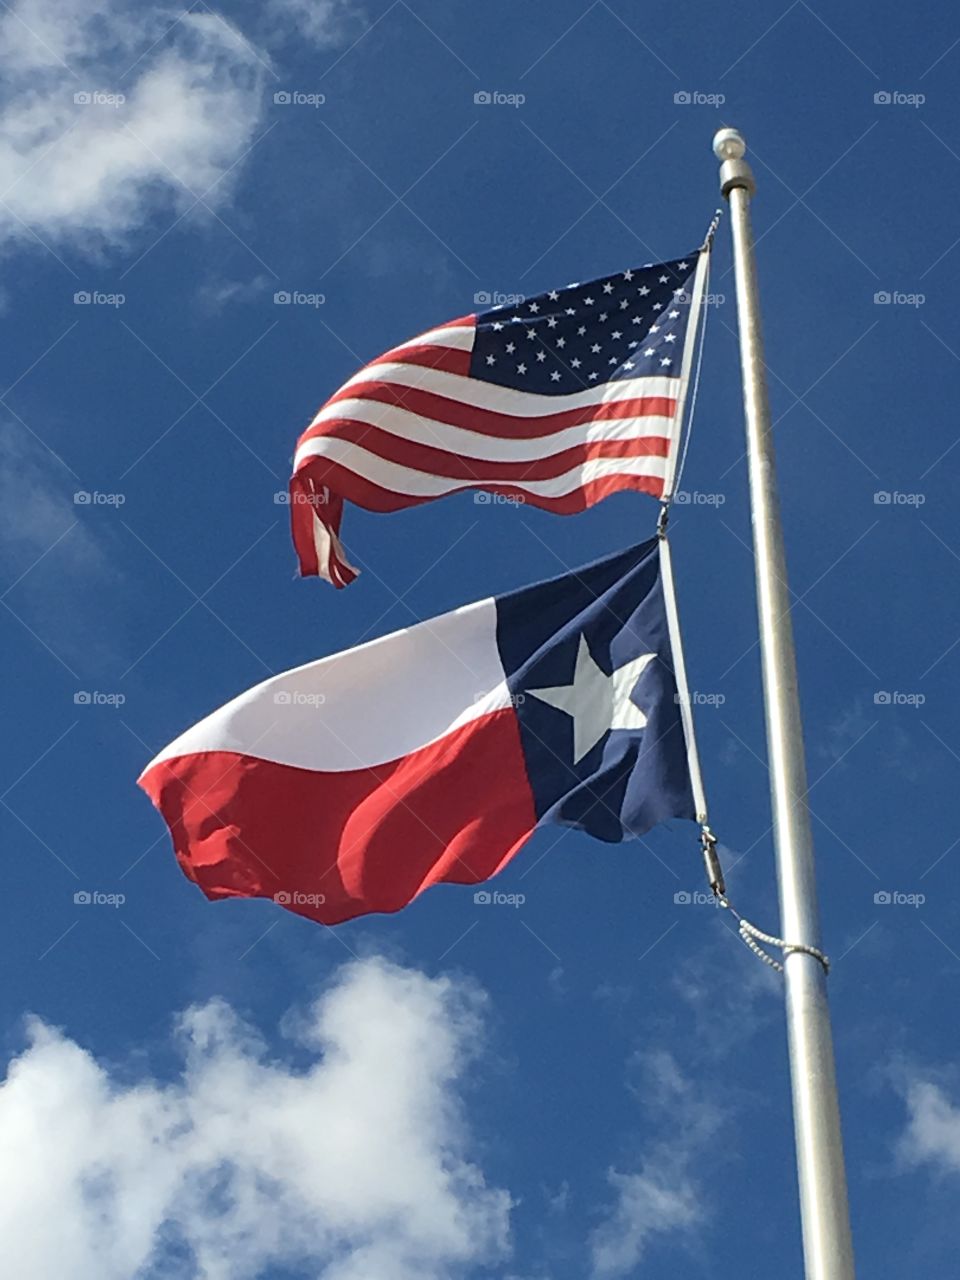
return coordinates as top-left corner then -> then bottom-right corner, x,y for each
623,269 -> 634,281
556,337 -> 566,348
485,354 -> 496,365
644,347 -> 655,356
611,330 -> 622,339
565,307 -> 576,316
668,310 -> 680,319
648,325 -> 660,335
548,290 -> 559,301
660,356 -> 672,367
631,315 -> 643,325
590,343 -> 601,353
659,274 -> 668,283
547,316 -> 558,328
653,302 -> 663,311
638,286 -> 650,296
492,321 -> 504,331
517,362 -> 527,374
529,302 -> 540,313
588,371 -> 599,380
602,282 -> 614,294
624,361 -> 635,370
599,312 -> 608,322
577,325 -> 587,336
608,356 -> 618,365
628,340 -> 638,349
673,288 -> 685,298
527,634 -> 655,763
570,357 -> 581,368
678,261 -> 689,270
582,296 -> 595,306
536,351 -> 546,362
527,328 -> 537,339
619,299 -> 629,309
506,341 -> 516,353
550,370 -> 561,381
664,333 -> 677,343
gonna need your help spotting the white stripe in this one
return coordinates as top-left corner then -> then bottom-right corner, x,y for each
390,322 -> 475,352
296,397 -> 674,465
144,599 -> 511,774
330,360 -> 679,418
293,437 -> 668,497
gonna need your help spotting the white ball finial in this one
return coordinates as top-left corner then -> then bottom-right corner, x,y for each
713,128 -> 746,161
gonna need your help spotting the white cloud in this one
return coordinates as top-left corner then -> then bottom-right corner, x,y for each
265,0 -> 364,48
590,1170 -> 699,1278
0,957 -> 513,1279
589,1051 -> 712,1278
0,0 -> 267,250
195,273 -> 273,312
899,1076 -> 960,1173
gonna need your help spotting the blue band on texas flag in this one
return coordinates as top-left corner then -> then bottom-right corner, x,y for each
139,537 -> 696,925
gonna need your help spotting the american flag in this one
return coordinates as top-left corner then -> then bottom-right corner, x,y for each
290,251 -> 706,586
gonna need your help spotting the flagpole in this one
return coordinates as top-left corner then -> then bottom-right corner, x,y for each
713,127 -> 856,1280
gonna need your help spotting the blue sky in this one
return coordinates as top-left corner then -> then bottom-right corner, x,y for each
1,0 -> 959,1275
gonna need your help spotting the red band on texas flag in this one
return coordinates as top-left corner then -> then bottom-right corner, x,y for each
139,540 -> 696,925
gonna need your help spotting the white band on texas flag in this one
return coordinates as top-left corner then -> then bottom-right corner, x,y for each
139,539 -> 697,926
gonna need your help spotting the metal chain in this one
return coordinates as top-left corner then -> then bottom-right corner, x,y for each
718,896 -> 831,975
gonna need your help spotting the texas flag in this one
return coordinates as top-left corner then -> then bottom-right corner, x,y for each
139,538 -> 700,926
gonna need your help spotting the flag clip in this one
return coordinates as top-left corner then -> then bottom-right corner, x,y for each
700,823 -> 725,896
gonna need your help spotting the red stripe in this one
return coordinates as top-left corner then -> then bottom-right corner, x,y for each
308,384 -> 676,443
140,708 -> 536,925
293,454 -> 665,515
296,425 -> 670,482
363,343 -> 473,378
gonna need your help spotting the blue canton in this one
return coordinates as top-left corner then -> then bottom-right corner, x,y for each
471,256 -> 699,396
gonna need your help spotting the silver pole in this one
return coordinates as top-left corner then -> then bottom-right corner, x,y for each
713,127 -> 856,1280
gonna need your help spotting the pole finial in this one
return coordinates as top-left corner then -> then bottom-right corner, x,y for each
713,127 -> 746,161
714,126 -> 755,199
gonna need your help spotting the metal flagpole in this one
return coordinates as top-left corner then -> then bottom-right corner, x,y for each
713,127 -> 856,1280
